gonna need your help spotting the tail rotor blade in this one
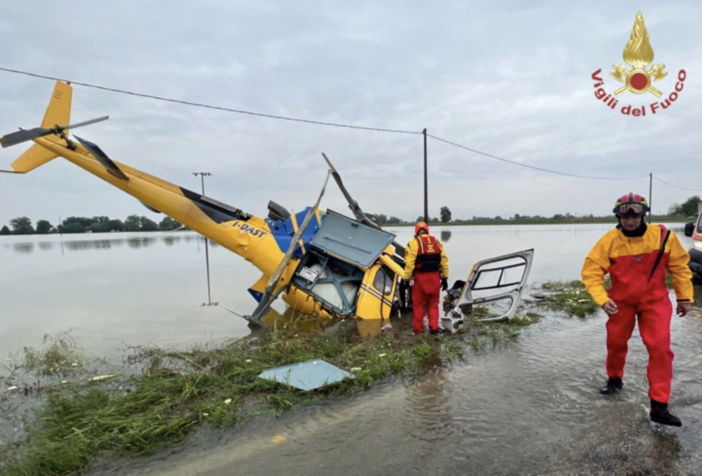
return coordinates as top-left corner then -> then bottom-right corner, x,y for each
0,115 -> 109,148
62,115 -> 109,131
1,127 -> 51,148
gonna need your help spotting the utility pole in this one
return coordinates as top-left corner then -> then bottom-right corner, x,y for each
193,172 -> 215,306
649,173 -> 653,222
423,128 -> 428,222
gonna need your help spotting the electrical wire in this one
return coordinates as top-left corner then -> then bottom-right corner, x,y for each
427,134 -> 651,181
0,66 -> 421,135
653,176 -> 702,193
0,66 -> 685,185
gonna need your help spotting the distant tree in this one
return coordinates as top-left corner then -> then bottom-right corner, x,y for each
64,216 -> 93,228
0,225 -> 10,235
386,216 -> 404,225
59,223 -> 85,234
35,220 -> 53,234
108,219 -> 125,232
374,214 -> 388,225
668,203 -> 682,215
416,216 -> 425,223
124,215 -> 142,232
86,216 -> 112,233
10,217 -> 34,235
139,216 -> 159,232
680,196 -> 702,217
440,206 -> 452,223
58,216 -> 93,233
494,216 -> 503,221
159,217 -> 182,231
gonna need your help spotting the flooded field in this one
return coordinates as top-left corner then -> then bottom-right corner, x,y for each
2,223 -> 701,475
0,223 -> 651,359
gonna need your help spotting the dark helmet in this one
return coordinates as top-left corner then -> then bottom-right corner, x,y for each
613,193 -> 649,216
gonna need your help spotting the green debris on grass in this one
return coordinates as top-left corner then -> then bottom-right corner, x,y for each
535,273 -> 676,319
535,280 -> 600,318
0,315 -> 538,476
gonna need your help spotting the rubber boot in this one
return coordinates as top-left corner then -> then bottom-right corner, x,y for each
650,399 -> 682,427
599,377 -> 623,395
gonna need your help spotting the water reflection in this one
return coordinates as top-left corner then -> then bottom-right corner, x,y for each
355,319 -> 386,338
404,368 -> 455,448
66,239 -> 120,251
651,432 -> 682,474
440,230 -> 452,243
12,243 -> 34,254
259,308 -> 333,334
1,233 -> 213,254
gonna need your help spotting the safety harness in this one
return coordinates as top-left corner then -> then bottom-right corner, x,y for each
648,225 -> 671,283
415,235 -> 441,272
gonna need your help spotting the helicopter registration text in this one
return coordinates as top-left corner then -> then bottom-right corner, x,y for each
232,221 -> 267,238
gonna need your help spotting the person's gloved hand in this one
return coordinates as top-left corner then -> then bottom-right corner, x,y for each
441,277 -> 448,292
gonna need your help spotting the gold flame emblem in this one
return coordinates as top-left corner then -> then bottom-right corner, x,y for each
610,12 -> 667,97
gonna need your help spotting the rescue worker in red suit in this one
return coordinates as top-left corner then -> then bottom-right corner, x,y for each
582,193 -> 693,426
404,222 -> 450,334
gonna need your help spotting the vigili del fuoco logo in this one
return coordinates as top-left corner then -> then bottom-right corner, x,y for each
591,11 -> 686,116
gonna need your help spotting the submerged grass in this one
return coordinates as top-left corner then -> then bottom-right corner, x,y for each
536,280 -> 600,318
1,315 -> 536,475
536,274 -> 676,319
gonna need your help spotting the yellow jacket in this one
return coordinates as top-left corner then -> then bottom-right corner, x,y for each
404,235 -> 449,280
581,224 -> 693,307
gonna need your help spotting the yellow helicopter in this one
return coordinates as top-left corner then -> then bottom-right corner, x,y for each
1,81 -> 534,329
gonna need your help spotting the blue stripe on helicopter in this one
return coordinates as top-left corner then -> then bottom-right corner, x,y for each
248,288 -> 263,303
266,207 -> 322,257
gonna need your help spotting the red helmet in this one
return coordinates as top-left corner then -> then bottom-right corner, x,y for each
613,193 -> 649,216
414,221 -> 430,235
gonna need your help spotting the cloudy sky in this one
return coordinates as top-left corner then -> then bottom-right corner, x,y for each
0,0 -> 701,227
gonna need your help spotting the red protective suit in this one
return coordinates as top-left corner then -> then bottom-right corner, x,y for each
582,224 -> 693,403
404,232 -> 449,333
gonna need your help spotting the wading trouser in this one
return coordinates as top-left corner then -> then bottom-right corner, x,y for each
411,271 -> 441,333
605,298 -> 674,403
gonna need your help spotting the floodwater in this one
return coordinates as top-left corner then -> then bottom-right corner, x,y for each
0,223 -> 626,360
2,224 -> 702,475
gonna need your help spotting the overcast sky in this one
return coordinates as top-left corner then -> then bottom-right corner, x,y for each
1,0 -> 701,227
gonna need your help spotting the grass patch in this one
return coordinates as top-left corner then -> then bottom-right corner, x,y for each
536,280 -> 600,318
1,315 -> 537,475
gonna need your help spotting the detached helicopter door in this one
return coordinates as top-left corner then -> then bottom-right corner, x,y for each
448,249 -> 534,322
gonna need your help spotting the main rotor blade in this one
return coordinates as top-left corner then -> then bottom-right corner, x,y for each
321,152 -> 405,259
0,115 -> 109,149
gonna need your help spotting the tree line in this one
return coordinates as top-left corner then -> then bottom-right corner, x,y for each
3,196 -> 700,235
0,215 -> 183,235
373,196 -> 702,226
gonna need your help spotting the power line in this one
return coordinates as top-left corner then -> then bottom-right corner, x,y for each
0,66 -> 421,135
427,134 -> 650,181
0,66 -> 678,184
653,176 -> 702,192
